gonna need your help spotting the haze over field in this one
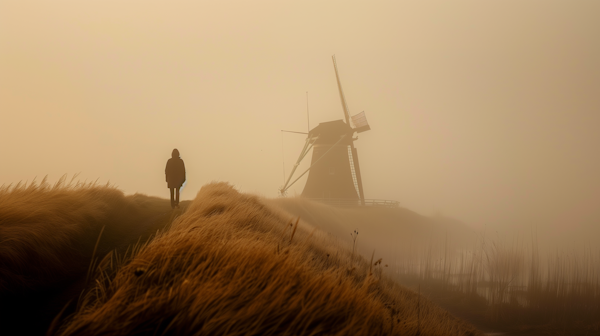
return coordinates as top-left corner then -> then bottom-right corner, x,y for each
2,0 -> 599,248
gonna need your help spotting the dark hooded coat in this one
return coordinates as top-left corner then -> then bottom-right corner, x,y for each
166,150 -> 186,188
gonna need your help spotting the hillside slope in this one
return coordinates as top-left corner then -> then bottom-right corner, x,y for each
56,183 -> 481,336
1,179 -> 482,335
266,197 -> 478,265
0,178 -> 183,335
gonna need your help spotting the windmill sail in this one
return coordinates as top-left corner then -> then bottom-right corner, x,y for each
332,55 -> 351,125
351,111 -> 370,133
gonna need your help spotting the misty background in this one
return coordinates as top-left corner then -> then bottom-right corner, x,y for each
1,0 -> 599,248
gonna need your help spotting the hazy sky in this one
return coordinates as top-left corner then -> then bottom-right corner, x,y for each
2,1 -> 599,244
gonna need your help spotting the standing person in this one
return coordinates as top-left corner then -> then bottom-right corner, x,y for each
165,148 -> 186,209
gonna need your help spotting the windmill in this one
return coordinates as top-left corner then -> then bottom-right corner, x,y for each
279,56 -> 371,206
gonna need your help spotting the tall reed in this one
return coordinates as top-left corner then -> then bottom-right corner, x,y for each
392,233 -> 600,330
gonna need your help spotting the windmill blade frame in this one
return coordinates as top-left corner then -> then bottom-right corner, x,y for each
332,55 -> 351,125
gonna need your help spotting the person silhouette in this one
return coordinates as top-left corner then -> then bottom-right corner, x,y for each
165,148 -> 186,209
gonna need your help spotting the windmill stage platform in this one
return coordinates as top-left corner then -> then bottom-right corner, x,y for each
306,198 -> 400,208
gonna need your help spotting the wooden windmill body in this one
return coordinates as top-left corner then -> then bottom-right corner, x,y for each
280,56 -> 371,206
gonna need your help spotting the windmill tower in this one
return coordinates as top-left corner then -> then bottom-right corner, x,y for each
280,56 -> 371,205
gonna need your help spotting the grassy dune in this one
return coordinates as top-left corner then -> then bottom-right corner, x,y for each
52,182 -> 480,336
2,177 -> 131,293
0,177 -> 179,334
0,179 -> 481,335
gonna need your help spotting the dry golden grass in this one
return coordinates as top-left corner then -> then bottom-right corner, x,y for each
0,175 -> 181,295
0,177 -> 184,335
0,176 -> 144,294
56,182 -> 482,336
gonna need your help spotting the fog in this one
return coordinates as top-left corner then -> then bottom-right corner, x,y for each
2,0 -> 599,248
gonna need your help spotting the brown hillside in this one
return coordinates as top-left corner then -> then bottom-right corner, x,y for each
56,182 -> 482,336
266,197 -> 478,263
0,177 -> 179,335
